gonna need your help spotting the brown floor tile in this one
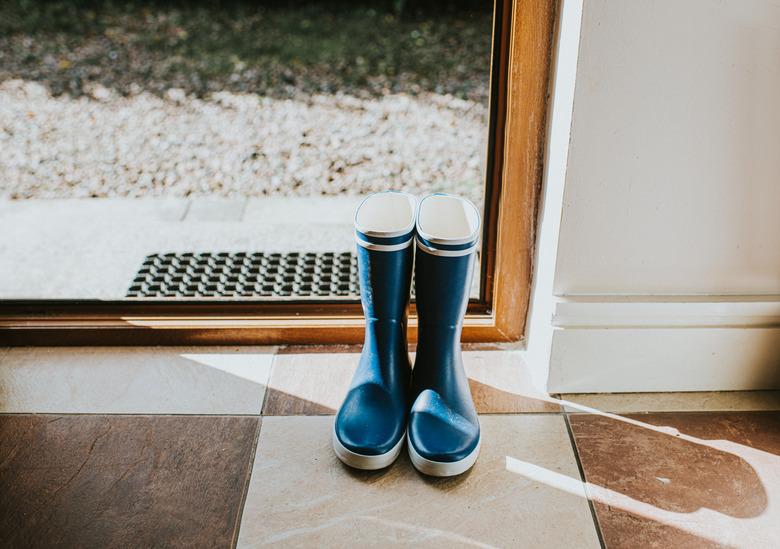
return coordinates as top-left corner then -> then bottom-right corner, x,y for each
263,350 -> 557,416
569,412 -> 780,549
0,414 -> 259,549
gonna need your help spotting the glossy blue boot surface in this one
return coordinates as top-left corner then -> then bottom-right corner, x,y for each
333,191 -> 416,470
409,194 -> 481,477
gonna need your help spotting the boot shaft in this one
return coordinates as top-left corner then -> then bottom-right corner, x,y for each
357,245 -> 413,385
354,191 -> 417,322
412,251 -> 474,391
357,245 -> 413,322
413,250 -> 474,328
412,194 -> 480,398
413,193 -> 480,329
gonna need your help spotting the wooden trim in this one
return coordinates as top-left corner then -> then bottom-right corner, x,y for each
491,0 -> 558,340
478,0 -> 512,305
0,0 -> 558,346
0,300 -> 496,345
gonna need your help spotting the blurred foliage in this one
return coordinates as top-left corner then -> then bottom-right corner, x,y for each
0,0 -> 493,100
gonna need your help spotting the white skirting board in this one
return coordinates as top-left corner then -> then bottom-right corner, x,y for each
546,297 -> 780,393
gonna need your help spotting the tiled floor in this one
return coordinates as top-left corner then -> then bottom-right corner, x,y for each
0,347 -> 778,548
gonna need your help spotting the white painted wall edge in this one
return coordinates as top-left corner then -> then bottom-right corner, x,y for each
522,1 -> 780,394
554,295 -> 780,328
548,295 -> 780,392
519,0 -> 583,393
548,327 -> 780,393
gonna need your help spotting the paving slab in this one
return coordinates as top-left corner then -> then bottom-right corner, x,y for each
0,196 -> 481,299
244,196 -> 364,224
185,197 -> 248,221
0,197 -> 354,298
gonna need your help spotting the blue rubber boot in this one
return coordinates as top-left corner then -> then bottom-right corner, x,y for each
408,194 -> 481,477
333,191 -> 417,470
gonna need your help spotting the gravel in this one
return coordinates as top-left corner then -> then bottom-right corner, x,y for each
0,79 -> 487,203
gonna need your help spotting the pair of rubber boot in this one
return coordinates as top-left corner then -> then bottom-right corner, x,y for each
333,191 -> 480,477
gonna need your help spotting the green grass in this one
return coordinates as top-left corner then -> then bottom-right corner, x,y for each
0,0 -> 493,100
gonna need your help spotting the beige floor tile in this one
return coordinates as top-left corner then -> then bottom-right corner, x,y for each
561,391 -> 780,414
263,350 -> 558,416
0,346 -> 275,414
263,353 -> 357,415
465,351 -> 561,413
237,415 -> 600,548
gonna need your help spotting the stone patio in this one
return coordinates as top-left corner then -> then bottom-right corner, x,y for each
0,196 -> 360,298
0,196 -> 482,300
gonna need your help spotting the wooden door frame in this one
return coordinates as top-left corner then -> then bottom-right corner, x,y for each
0,0 -> 558,346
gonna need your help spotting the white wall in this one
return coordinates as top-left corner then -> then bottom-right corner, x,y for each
557,0 -> 780,295
527,0 -> 780,392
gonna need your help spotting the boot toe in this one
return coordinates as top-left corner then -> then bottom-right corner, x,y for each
335,382 -> 406,456
408,389 -> 479,463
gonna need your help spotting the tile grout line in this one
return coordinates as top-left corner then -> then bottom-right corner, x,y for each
259,352 -> 279,416
231,416 -> 264,549
0,412 -> 265,417
229,345 -> 275,545
562,412 -> 607,549
0,411 -> 555,417
179,199 -> 192,221
238,197 -> 249,222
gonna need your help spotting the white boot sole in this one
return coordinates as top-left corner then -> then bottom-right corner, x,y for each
407,433 -> 481,477
332,428 -> 405,470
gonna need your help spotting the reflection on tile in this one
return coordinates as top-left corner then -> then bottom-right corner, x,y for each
561,391 -> 780,413
0,414 -> 258,548
569,412 -> 780,548
237,415 -> 600,547
465,351 -> 560,413
263,353 -> 356,415
263,350 -> 558,416
0,346 -> 274,414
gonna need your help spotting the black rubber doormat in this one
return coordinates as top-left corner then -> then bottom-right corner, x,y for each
127,252 -> 359,298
